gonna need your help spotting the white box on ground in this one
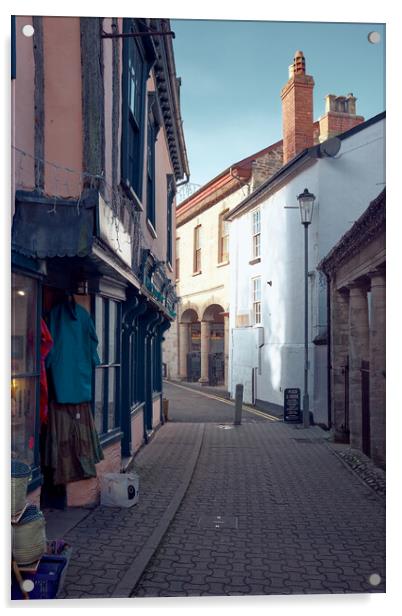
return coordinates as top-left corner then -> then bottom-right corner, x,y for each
100,472 -> 139,508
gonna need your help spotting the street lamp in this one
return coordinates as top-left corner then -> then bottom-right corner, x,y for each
297,188 -> 316,428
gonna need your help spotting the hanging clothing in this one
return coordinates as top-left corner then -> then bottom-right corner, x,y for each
45,401 -> 104,485
46,301 -> 100,404
40,318 -> 53,424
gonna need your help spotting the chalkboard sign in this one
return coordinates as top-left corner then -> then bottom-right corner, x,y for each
284,388 -> 301,422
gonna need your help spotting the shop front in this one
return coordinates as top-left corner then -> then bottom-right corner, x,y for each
11,190 -> 177,509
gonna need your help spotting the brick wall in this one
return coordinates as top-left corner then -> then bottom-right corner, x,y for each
66,439 -> 121,507
319,112 -> 365,142
281,73 -> 315,164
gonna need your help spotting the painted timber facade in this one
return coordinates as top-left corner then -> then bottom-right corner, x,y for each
11,16 -> 189,507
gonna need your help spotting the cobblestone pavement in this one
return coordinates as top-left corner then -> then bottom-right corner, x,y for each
133,420 -> 385,597
330,444 -> 386,497
57,383 -> 385,599
163,381 -> 274,424
58,422 -> 204,599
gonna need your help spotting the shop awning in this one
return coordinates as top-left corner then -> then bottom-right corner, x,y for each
12,190 -> 97,259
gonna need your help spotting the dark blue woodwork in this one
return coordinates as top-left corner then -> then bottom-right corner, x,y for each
120,294 -> 148,456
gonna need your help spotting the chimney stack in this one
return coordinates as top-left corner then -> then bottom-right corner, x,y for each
318,93 -> 365,142
281,51 -> 315,164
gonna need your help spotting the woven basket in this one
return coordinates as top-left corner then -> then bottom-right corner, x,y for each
12,505 -> 46,565
11,460 -> 31,516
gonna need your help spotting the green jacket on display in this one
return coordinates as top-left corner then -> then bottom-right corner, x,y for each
46,301 -> 100,404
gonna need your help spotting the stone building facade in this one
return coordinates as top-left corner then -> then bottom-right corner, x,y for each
163,142 -> 283,388
319,189 -> 386,468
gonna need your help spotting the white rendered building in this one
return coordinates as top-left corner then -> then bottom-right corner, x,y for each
227,113 -> 385,425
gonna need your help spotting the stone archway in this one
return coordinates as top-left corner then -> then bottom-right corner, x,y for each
179,308 -> 200,381
199,304 -> 226,386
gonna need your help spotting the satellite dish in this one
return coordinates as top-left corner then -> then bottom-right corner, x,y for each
319,137 -> 341,158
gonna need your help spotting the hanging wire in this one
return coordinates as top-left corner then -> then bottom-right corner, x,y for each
12,145 -> 149,267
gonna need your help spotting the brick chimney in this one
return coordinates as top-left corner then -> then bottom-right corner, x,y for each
318,94 -> 364,142
281,51 -> 315,164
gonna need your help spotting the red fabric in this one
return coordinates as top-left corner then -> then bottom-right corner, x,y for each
40,319 -> 53,424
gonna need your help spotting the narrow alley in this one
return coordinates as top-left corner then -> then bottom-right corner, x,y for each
55,382 -> 385,599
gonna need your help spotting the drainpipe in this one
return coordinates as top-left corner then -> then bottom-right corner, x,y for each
325,271 -> 332,430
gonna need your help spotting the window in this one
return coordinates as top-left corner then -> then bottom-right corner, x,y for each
94,297 -> 121,436
252,209 -> 261,259
218,210 -> 229,263
166,175 -> 175,265
121,20 -> 147,202
147,93 -> 158,229
11,273 -> 39,466
175,237 -> 180,281
252,277 -> 262,325
193,225 -> 201,273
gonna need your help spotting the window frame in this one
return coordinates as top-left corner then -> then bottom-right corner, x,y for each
193,224 -> 202,274
218,210 -> 230,264
166,175 -> 175,267
121,19 -> 149,207
252,276 -> 262,325
92,296 -> 122,441
11,267 -> 42,491
252,209 -> 261,259
175,237 -> 180,281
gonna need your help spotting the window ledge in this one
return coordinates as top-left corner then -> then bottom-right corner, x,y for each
131,401 -> 145,417
99,429 -> 124,448
249,257 -> 261,265
217,260 -> 230,268
192,270 -> 202,277
121,180 -> 144,212
146,219 -> 157,238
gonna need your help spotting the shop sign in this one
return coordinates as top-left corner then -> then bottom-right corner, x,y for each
284,388 -> 302,422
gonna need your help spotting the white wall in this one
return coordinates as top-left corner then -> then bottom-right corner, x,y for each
230,117 -> 385,424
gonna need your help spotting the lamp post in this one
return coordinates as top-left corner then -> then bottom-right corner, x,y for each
297,188 -> 316,428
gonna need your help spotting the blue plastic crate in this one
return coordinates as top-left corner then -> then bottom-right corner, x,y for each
11,554 -> 68,600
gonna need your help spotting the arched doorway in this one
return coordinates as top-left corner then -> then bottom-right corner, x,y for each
179,308 -> 200,382
200,304 -> 225,386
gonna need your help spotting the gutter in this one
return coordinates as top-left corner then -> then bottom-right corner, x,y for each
225,146 -> 319,222
229,166 -> 251,195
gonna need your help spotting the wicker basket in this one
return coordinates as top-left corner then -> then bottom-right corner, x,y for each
12,505 -> 47,566
11,461 -> 31,517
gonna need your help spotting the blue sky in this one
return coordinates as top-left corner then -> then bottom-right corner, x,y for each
171,20 -> 385,189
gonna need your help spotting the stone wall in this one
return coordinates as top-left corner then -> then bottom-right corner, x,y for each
250,143 -> 283,190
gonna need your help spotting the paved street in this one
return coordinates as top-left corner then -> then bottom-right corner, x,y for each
58,381 -> 385,599
161,380 -> 273,423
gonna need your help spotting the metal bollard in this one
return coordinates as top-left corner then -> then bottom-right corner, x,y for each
234,384 -> 243,425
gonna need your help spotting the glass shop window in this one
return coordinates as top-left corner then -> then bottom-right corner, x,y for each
94,297 -> 121,436
11,273 -> 39,466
